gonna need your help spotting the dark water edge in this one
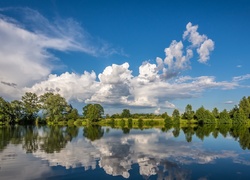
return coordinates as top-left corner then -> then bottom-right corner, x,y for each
1,125 -> 250,179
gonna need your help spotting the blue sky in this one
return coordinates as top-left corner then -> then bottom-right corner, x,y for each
0,0 -> 249,114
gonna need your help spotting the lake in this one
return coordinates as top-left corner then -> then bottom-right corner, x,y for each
1,125 -> 250,179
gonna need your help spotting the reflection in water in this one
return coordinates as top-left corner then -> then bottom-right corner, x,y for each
1,125 -> 250,179
83,125 -> 104,141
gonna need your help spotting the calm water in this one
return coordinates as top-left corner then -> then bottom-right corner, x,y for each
1,125 -> 250,180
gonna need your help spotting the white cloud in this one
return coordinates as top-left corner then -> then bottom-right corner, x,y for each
154,108 -> 161,114
183,22 -> 207,47
26,63 -> 238,110
28,128 -> 244,179
165,101 -> 176,109
0,8 -> 121,100
0,11 -> 241,113
233,74 -> 250,82
0,144 -> 51,180
25,71 -> 98,102
183,22 -> 214,64
197,39 -> 215,63
163,40 -> 193,72
224,101 -> 234,104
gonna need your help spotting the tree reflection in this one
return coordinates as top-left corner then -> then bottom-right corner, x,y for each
65,126 -> 79,141
182,125 -> 195,143
83,125 -> 104,141
39,126 -> 66,153
0,126 -> 25,151
22,126 -> 39,153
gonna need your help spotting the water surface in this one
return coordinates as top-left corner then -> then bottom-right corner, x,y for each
1,125 -> 250,179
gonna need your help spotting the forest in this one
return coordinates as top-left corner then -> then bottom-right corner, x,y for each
0,92 -> 250,126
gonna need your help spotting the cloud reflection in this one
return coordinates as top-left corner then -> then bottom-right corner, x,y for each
29,128 -> 244,179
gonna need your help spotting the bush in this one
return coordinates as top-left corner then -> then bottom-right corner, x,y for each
74,119 -> 83,126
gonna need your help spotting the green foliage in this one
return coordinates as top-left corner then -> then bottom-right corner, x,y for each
195,106 -> 215,124
83,125 -> 104,141
233,108 -> 247,124
119,119 -> 126,128
164,112 -> 172,126
172,109 -> 180,123
239,96 -> 250,119
219,109 -> 231,124
83,104 -> 104,124
128,118 -> 133,128
0,97 -> 13,124
40,92 -> 70,122
21,92 -> 40,123
74,119 -> 84,126
212,107 -> 219,119
229,105 -> 239,119
66,108 -> 79,120
121,109 -> 131,118
183,104 -> 194,121
138,118 -> 144,130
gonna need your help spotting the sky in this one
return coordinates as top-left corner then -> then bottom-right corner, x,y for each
0,0 -> 249,115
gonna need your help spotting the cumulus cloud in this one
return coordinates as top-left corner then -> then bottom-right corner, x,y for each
183,22 -> 215,63
0,10 -> 241,112
26,63 -> 238,110
156,22 -> 214,81
197,39 -> 215,63
25,71 -> 98,102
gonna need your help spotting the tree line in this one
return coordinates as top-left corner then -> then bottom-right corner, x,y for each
105,96 -> 250,125
0,92 -> 250,125
0,92 -> 79,125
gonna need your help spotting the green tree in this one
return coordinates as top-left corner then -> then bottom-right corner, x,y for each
163,112 -> 172,125
21,92 -> 40,124
40,92 -> 70,122
219,109 -> 231,124
239,96 -> 250,119
183,104 -> 194,121
229,105 -> 239,119
195,106 -> 215,124
121,109 -> 131,118
66,106 -> 79,120
233,108 -> 247,124
10,100 -> 24,123
212,107 -> 219,119
172,109 -> 180,123
0,97 -> 13,124
83,104 -> 104,123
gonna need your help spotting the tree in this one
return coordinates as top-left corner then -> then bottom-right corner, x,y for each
172,109 -> 180,123
219,109 -> 231,124
21,92 -> 40,124
66,108 -> 79,120
10,100 -> 24,123
121,109 -> 131,118
40,92 -> 70,122
183,104 -> 194,121
239,96 -> 250,119
195,106 -> 215,124
212,107 -> 219,119
229,105 -> 239,119
233,108 -> 247,124
83,104 -> 104,123
0,97 -> 12,124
